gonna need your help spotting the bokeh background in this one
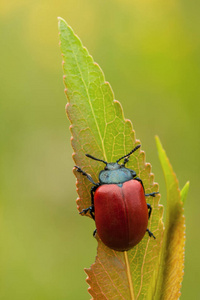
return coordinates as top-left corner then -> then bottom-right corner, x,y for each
1,0 -> 199,299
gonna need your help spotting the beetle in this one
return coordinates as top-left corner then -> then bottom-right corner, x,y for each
75,144 -> 158,251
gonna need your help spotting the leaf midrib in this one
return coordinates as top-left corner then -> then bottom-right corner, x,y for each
124,251 -> 135,300
64,24 -> 107,161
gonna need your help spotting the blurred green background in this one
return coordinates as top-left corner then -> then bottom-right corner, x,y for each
0,0 -> 199,299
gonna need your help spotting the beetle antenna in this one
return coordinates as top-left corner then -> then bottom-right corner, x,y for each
86,154 -> 107,165
116,144 -> 141,163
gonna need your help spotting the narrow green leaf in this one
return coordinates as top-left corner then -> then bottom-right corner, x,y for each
58,17 -> 164,299
181,181 -> 189,205
154,136 -> 186,300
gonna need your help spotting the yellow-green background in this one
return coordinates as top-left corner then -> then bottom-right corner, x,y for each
1,0 -> 199,299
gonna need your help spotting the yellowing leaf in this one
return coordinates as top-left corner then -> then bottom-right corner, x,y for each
154,136 -> 186,300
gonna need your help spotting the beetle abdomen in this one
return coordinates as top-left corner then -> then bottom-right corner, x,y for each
94,180 -> 149,251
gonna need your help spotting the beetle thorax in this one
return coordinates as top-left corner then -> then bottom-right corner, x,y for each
99,163 -> 134,184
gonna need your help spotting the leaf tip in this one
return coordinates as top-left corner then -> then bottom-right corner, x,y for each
181,181 -> 190,205
155,135 -> 161,149
58,16 -> 66,24
58,17 -> 69,32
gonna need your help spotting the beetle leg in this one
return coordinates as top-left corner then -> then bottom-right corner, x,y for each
93,229 -> 97,237
134,178 -> 160,199
147,203 -> 152,219
146,228 -> 156,239
74,166 -> 98,185
79,205 -> 95,220
90,185 -> 99,205
79,185 -> 99,221
145,192 -> 159,197
134,177 -> 145,191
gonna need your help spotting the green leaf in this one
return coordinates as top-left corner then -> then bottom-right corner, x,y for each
58,17 -> 163,299
181,181 -> 189,205
154,136 -> 186,299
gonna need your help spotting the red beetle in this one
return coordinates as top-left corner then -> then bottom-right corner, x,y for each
75,145 -> 158,251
